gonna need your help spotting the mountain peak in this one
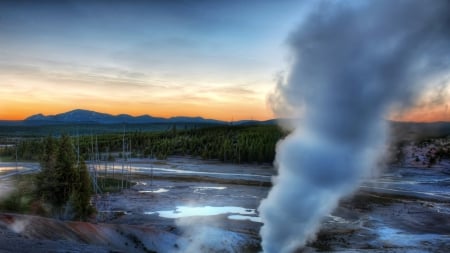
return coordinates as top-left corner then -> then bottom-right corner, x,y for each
23,109 -> 227,125
65,109 -> 96,114
25,113 -> 46,121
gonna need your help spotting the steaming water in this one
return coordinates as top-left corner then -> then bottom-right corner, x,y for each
258,0 -> 450,252
146,206 -> 260,222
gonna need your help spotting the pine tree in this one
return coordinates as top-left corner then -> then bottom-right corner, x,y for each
36,135 -> 95,219
53,134 -> 77,207
36,136 -> 58,202
71,160 -> 94,220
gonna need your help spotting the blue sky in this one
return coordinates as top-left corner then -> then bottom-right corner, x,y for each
0,0 -> 307,120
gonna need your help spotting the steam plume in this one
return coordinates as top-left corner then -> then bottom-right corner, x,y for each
259,1 -> 450,252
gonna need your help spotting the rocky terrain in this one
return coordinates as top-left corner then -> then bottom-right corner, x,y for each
0,155 -> 449,252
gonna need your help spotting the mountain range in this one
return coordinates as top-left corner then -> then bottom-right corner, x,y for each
17,109 -> 275,126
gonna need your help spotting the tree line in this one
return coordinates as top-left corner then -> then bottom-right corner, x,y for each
80,124 -> 285,163
1,124 -> 286,164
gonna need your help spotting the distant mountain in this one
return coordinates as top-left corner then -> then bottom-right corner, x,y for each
23,109 -> 227,125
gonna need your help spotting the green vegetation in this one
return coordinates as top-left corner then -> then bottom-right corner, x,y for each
0,174 -> 38,214
0,175 -> 134,219
0,124 -> 286,164
0,122 -> 218,137
36,135 -> 95,220
70,160 -> 95,220
0,135 -> 96,220
1,122 -> 449,165
97,177 -> 136,193
0,124 -> 282,220
0,156 -> 15,162
133,124 -> 284,163
0,139 -> 43,161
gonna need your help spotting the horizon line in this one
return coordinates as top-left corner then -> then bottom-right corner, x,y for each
0,108 -> 276,122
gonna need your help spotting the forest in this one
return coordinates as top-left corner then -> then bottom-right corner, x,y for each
0,124 -> 286,164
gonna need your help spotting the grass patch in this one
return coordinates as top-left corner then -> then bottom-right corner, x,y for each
96,177 -> 136,193
0,156 -> 15,162
0,174 -> 42,214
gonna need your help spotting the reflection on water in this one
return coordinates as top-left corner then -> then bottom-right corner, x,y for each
325,215 -> 348,224
119,165 -> 271,180
139,188 -> 169,193
228,215 -> 262,223
145,205 -> 261,223
192,186 -> 227,194
0,167 -> 23,172
0,166 -> 28,177
193,186 -> 227,190
376,226 -> 444,247
0,163 -> 40,178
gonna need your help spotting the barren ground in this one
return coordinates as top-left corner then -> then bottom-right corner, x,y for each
0,157 -> 449,252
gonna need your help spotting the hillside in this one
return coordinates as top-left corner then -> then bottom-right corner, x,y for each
24,109 -> 225,125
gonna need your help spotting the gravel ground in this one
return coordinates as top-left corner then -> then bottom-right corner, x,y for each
0,157 -> 449,252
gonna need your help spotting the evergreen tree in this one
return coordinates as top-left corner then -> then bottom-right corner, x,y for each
53,134 -> 77,207
36,134 -> 95,219
71,160 -> 94,220
36,136 -> 58,202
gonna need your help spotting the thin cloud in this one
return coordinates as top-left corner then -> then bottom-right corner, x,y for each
209,86 -> 256,96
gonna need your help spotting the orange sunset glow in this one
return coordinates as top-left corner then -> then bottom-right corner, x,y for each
1,75 -> 449,122
0,101 -> 273,122
0,73 -> 274,121
0,0 -> 448,123
393,107 -> 450,123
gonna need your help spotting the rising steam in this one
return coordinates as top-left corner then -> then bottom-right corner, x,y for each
259,1 -> 450,252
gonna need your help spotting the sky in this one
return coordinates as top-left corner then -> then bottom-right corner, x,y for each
0,0 -> 448,122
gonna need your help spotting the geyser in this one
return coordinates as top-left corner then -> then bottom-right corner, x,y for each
258,1 -> 450,253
